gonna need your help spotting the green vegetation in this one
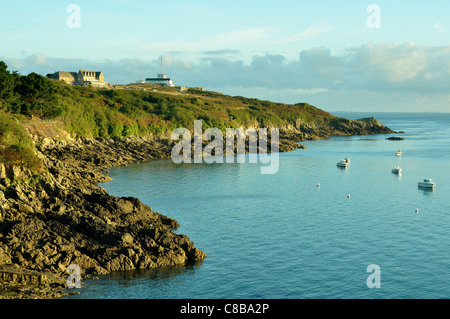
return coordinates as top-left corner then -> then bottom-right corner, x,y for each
0,112 -> 42,170
0,60 -> 339,168
0,61 -> 336,137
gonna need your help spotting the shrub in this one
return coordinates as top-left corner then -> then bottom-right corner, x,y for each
0,112 -> 42,170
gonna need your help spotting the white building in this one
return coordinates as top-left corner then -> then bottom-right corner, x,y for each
145,73 -> 175,87
145,57 -> 175,87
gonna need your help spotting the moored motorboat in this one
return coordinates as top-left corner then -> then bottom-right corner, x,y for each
337,158 -> 350,168
418,178 -> 435,188
392,165 -> 402,174
396,149 -> 402,156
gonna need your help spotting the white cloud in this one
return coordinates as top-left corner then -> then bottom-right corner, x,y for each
274,23 -> 332,44
415,96 -> 428,104
356,42 -> 427,83
139,26 -> 281,54
160,54 -> 193,71
434,22 -> 444,32
27,53 -> 47,66
3,43 -> 450,106
1,56 -> 24,69
212,27 -> 281,46
203,49 -> 241,56
219,86 -> 328,97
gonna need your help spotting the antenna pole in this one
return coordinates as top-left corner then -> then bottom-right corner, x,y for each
160,56 -> 163,74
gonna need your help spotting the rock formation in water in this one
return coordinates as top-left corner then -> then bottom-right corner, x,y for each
0,137 -> 206,298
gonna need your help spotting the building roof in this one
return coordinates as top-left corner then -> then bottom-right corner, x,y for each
79,70 -> 103,76
145,78 -> 172,81
47,71 -> 77,78
59,71 -> 77,77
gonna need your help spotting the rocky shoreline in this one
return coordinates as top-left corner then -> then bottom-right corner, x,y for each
0,136 -> 206,299
0,117 -> 394,299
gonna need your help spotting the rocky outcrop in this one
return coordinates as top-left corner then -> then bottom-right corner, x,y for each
386,136 -> 404,140
0,265 -> 68,299
1,177 -> 205,274
279,117 -> 395,142
0,137 -> 207,298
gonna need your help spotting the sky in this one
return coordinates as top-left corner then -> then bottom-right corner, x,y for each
1,0 -> 450,113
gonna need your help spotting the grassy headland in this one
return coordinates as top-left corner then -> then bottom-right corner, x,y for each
0,61 -> 393,170
1,62 -> 336,138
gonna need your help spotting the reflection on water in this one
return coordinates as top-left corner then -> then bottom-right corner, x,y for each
105,265 -> 195,283
418,186 -> 435,195
67,262 -> 204,299
106,263 -> 198,282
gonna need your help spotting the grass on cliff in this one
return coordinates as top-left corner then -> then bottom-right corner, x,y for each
0,60 -> 347,169
0,60 -> 337,141
0,112 -> 42,170
55,85 -> 337,138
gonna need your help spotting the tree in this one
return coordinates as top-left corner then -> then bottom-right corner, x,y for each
0,61 -> 16,103
16,72 -> 54,100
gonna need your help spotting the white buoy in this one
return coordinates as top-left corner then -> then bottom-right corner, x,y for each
416,209 -> 419,214
347,194 -> 351,199
317,183 -> 320,187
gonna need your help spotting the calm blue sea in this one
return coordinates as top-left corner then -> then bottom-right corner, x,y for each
66,112 -> 450,299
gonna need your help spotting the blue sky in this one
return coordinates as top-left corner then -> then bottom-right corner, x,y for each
1,0 -> 450,112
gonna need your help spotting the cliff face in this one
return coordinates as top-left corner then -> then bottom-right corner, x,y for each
279,116 -> 395,144
313,117 -> 395,137
0,137 -> 206,298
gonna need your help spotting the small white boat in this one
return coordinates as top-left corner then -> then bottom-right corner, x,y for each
418,178 -> 435,188
396,149 -> 402,156
392,166 -> 402,174
337,158 -> 350,167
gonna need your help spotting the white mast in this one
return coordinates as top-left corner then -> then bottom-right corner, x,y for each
158,56 -> 166,78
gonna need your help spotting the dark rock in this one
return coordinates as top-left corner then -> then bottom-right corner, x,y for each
0,136 -> 208,299
386,136 -> 404,140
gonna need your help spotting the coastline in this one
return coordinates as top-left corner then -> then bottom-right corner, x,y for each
0,117 -> 394,299
0,136 -> 206,299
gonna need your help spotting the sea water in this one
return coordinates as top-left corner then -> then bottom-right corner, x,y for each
65,112 -> 450,299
